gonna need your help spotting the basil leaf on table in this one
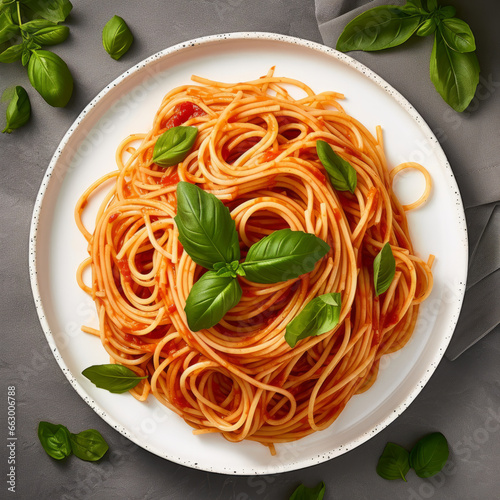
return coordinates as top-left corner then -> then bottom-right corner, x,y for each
336,6 -> 424,52
31,25 -> 69,46
69,429 -> 109,462
285,293 -> 341,348
316,140 -> 357,193
37,421 -> 72,460
409,432 -> 449,477
373,242 -> 396,296
430,29 -> 479,112
153,126 -> 198,167
439,18 -> 475,53
82,364 -> 147,394
0,6 -> 19,44
2,85 -> 30,133
242,229 -> 330,284
376,442 -> 410,481
27,49 -> 73,107
102,15 -> 133,60
20,0 -> 73,23
0,43 -> 22,62
175,181 -> 240,270
184,271 -> 242,331
21,19 -> 57,33
289,481 -> 326,500
416,18 -> 436,37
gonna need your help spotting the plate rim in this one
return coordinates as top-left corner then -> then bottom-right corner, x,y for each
28,31 -> 468,475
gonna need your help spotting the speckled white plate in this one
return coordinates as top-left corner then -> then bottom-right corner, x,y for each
29,32 -> 467,475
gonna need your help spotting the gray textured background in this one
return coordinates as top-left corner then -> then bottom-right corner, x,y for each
0,1 -> 499,499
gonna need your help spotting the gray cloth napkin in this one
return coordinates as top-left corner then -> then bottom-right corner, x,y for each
315,0 -> 500,359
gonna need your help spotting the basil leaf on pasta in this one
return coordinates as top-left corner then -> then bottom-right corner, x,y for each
336,6 -> 423,52
289,481 -> 326,500
153,126 -> 198,167
69,429 -> 109,462
285,293 -> 341,348
242,229 -> 330,284
184,271 -> 242,331
376,442 -> 410,481
316,140 -> 357,194
175,182 -> 240,269
102,15 -> 133,60
38,421 -> 72,460
2,86 -> 30,133
373,242 -> 396,296
82,364 -> 146,394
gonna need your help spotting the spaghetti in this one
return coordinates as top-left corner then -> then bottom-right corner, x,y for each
75,70 -> 433,454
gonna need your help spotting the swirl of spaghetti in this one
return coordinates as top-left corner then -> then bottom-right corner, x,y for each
75,69 -> 433,454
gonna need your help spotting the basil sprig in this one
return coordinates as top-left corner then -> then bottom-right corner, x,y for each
175,181 -> 240,269
376,442 -> 410,481
289,481 -> 326,500
373,242 -> 396,296
82,364 -> 147,394
69,429 -> 109,462
38,421 -> 72,460
377,432 -> 449,481
409,432 -> 449,478
176,182 -> 330,332
2,85 -> 30,133
38,421 -> 108,462
316,140 -> 357,194
336,0 -> 480,112
285,293 -> 341,348
184,271 -> 242,332
153,126 -> 198,167
102,15 -> 133,60
0,0 -> 74,111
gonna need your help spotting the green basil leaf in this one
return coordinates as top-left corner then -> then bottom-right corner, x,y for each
285,293 -> 341,348
242,229 -> 330,284
175,181 -> 240,269
440,18 -> 476,53
2,85 -> 30,133
102,15 -> 133,60
153,126 -> 198,167
425,0 -> 438,11
430,30 -> 480,112
0,42 -> 22,62
436,5 -> 456,19
69,429 -> 109,462
409,432 -> 449,478
184,271 -> 242,331
336,6 -> 423,52
37,421 -> 72,460
32,25 -> 69,45
82,364 -> 147,394
21,45 -> 30,66
20,0 -> 72,23
416,18 -> 436,37
376,442 -> 410,481
289,481 -> 326,500
27,49 -> 73,107
316,140 -> 357,193
21,19 -> 57,33
373,242 -> 396,296
0,6 -> 19,44
214,260 -> 246,278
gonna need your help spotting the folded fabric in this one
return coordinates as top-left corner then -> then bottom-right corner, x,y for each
315,0 -> 500,358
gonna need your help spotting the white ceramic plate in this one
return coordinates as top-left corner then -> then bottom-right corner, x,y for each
29,32 -> 467,475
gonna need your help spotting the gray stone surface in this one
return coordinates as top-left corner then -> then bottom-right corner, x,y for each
0,0 -> 499,498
